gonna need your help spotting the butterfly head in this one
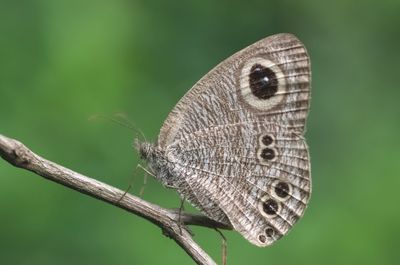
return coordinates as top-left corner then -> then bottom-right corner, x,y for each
134,139 -> 157,160
135,139 -> 177,187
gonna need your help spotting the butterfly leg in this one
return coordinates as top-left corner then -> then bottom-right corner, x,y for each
177,196 -> 186,235
214,228 -> 228,265
136,163 -> 155,197
114,164 -> 144,203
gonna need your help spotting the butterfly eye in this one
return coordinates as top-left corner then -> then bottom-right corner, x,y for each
249,64 -> 278,99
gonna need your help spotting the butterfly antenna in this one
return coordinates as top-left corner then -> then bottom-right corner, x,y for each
114,112 -> 147,143
88,113 -> 147,143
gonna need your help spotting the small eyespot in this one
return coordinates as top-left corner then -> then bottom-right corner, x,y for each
258,195 -> 281,218
261,135 -> 274,146
258,234 -> 267,243
271,180 -> 293,201
261,148 -> 275,160
249,64 -> 278,99
265,227 -> 275,238
275,182 -> 290,199
262,199 -> 279,216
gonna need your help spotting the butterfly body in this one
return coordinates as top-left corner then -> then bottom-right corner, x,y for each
137,33 -> 311,247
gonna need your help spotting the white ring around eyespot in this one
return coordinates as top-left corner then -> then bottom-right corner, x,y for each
239,57 -> 287,112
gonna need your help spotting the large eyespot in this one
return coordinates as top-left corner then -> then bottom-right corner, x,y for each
249,64 -> 278,99
239,57 -> 287,112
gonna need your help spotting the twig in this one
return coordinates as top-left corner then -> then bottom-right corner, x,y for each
0,134 -> 232,265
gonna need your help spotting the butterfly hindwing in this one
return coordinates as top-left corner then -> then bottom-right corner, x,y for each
168,122 -> 310,246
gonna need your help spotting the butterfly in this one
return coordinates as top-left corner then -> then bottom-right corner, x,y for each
136,33 -> 311,247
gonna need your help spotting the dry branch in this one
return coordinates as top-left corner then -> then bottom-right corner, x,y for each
0,134 -> 232,265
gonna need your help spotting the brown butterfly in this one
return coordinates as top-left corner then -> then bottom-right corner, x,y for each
137,33 -> 311,247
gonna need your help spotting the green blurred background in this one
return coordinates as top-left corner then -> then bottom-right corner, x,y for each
1,0 -> 399,264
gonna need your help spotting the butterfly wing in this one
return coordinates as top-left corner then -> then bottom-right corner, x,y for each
158,33 -> 310,148
159,33 -> 311,246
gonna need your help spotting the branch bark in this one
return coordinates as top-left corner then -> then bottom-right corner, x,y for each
0,134 -> 232,265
